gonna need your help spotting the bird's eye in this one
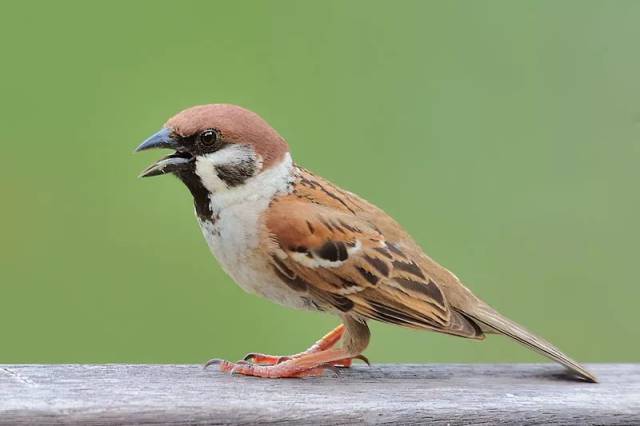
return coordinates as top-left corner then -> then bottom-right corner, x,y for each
199,129 -> 218,145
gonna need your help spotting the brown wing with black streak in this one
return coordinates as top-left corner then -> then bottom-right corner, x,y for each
263,169 -> 484,339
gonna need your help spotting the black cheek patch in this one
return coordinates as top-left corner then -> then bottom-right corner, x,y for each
215,160 -> 257,187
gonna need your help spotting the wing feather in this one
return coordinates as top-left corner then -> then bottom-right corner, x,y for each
265,185 -> 484,339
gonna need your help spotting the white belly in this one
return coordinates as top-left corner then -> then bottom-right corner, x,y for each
197,205 -> 310,310
194,152 -> 311,310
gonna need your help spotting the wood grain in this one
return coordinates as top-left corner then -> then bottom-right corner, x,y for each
1,364 -> 638,425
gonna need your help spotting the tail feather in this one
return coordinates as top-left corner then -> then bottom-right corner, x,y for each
466,304 -> 597,383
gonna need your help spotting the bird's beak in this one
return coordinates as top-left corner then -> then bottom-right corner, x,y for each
135,127 -> 178,152
135,128 -> 194,178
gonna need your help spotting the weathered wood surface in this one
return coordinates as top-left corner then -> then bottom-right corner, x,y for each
1,364 -> 638,425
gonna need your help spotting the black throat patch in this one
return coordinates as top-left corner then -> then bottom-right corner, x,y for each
174,168 -> 212,221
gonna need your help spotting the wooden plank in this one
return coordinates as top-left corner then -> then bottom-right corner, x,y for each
1,364 -> 638,425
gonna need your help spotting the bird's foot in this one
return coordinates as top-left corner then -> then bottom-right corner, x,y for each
241,352 -> 369,368
204,358 -> 339,378
203,324 -> 369,378
205,348 -> 359,378
241,324 -> 369,368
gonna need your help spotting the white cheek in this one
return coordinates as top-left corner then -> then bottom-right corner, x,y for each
204,144 -> 251,166
195,159 -> 225,193
208,152 -> 294,211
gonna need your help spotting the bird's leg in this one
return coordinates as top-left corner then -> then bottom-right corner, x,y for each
242,323 -> 368,367
215,348 -> 354,378
209,318 -> 370,378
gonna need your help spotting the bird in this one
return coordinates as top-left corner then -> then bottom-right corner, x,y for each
135,104 -> 596,382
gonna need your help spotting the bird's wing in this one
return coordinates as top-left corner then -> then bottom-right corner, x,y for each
264,195 -> 483,339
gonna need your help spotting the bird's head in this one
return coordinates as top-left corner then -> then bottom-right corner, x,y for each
136,104 -> 289,192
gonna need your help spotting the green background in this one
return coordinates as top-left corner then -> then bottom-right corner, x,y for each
1,1 -> 638,364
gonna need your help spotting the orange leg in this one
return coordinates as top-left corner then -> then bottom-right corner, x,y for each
212,348 -> 358,378
205,323 -> 370,377
241,324 -> 368,368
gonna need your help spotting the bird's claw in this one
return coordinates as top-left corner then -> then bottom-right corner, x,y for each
204,358 -> 249,372
320,363 -> 341,377
243,352 -> 291,365
229,361 -> 250,376
203,358 -> 223,369
353,354 -> 371,366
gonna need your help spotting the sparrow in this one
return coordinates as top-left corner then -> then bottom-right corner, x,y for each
135,104 -> 596,382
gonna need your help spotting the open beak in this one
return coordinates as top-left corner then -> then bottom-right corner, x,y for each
135,128 -> 194,178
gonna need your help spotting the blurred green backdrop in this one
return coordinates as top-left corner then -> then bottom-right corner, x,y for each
1,1 -> 638,364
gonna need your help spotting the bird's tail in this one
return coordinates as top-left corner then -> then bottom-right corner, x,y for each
466,303 -> 597,382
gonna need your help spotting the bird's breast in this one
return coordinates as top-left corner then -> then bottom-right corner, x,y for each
196,200 -> 311,310
197,201 -> 265,282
